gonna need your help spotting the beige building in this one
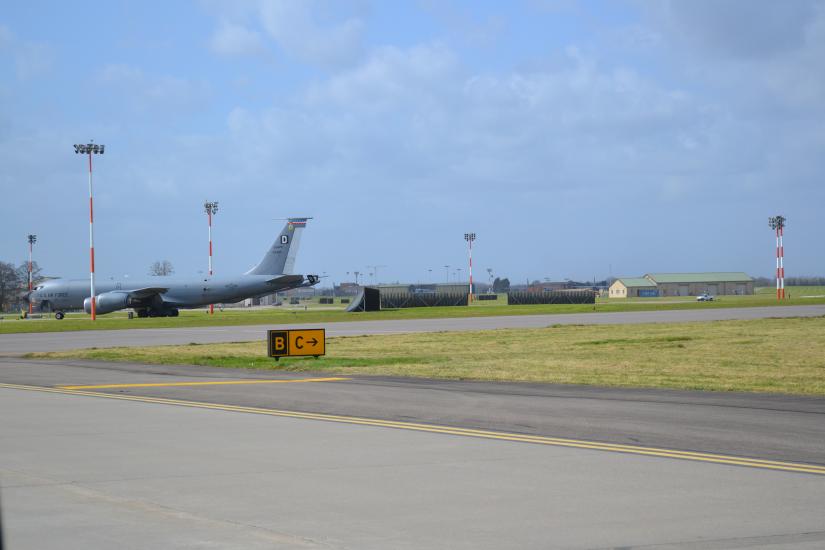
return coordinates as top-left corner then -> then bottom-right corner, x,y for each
609,278 -> 658,298
609,272 -> 754,298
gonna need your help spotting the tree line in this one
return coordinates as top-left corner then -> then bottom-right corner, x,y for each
0,261 -> 42,311
752,276 -> 825,286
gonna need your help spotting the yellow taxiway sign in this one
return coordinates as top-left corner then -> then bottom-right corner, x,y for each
268,329 -> 325,359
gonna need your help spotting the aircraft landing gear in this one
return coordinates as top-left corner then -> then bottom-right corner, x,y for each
142,308 -> 178,318
54,311 -> 65,320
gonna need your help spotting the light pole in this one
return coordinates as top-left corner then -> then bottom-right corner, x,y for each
27,234 -> 37,313
444,265 -> 450,283
204,201 -> 219,314
464,232 -> 476,302
74,141 -> 104,320
769,215 -> 786,300
353,271 -> 361,285
367,265 -> 386,285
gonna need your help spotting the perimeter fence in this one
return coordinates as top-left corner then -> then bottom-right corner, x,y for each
380,292 -> 469,309
507,290 -> 596,305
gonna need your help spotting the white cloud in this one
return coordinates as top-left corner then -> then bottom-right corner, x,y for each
304,43 -> 460,109
221,43 -> 738,202
417,1 -> 506,48
210,22 -> 264,56
0,24 -> 12,49
96,64 -> 209,111
0,25 -> 54,80
97,64 -> 143,84
14,42 -> 54,80
257,0 -> 365,68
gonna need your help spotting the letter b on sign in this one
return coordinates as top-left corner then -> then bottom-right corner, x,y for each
268,330 -> 289,357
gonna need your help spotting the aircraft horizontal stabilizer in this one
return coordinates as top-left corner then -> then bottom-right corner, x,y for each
266,275 -> 304,286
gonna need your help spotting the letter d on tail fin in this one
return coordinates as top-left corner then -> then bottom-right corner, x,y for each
246,218 -> 310,276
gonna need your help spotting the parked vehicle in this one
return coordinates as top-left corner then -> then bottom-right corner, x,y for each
696,293 -> 714,302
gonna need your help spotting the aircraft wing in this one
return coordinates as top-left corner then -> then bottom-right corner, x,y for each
126,287 -> 169,299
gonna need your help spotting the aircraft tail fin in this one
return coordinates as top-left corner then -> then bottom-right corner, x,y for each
246,218 -> 310,276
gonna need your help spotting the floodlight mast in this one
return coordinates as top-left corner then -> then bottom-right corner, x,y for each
768,216 -> 786,300
204,201 -> 219,314
73,142 -> 104,320
27,234 -> 37,314
367,265 -> 386,285
464,232 -> 476,303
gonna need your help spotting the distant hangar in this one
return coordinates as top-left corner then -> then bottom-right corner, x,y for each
609,272 -> 754,298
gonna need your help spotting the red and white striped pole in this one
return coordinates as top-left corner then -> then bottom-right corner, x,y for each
27,234 -> 36,314
75,142 -> 104,320
778,225 -> 785,300
88,150 -> 96,320
776,226 -> 780,300
204,201 -> 219,314
769,215 -> 786,301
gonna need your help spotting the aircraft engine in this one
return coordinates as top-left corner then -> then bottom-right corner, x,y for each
84,292 -> 129,315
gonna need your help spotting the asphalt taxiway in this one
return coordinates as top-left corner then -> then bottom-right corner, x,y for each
1,358 -> 824,548
2,304 -> 824,354
2,357 -> 824,465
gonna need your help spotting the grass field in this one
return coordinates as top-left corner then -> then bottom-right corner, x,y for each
3,286 -> 825,335
29,316 -> 825,395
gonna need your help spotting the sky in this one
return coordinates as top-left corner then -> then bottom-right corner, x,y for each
1,0 -> 823,285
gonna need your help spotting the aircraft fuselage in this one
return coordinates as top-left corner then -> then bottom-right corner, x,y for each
32,274 -> 299,312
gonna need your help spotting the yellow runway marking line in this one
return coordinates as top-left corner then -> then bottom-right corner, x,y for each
1,382 -> 824,476
57,377 -> 350,390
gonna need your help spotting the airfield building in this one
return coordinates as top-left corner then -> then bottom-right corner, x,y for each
608,278 -> 659,298
609,272 -> 754,298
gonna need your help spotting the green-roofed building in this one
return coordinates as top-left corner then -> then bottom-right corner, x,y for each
644,272 -> 753,297
608,272 -> 754,298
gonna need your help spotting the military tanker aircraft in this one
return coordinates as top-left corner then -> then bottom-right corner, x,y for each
29,218 -> 318,319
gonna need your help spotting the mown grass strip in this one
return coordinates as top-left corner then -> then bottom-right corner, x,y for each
28,316 -> 825,395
